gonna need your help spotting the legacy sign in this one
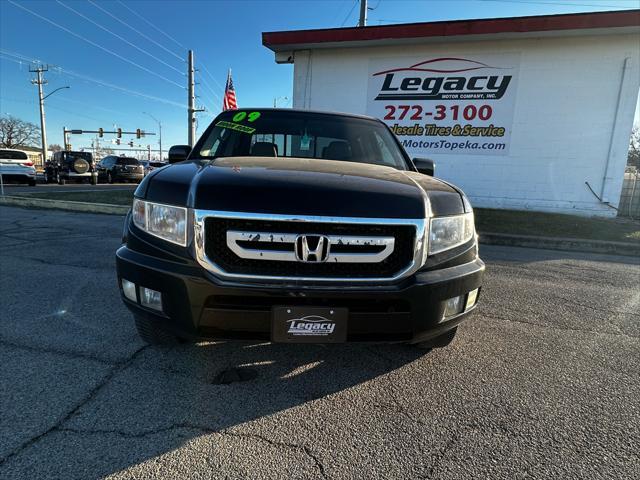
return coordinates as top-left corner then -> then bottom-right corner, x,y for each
366,55 -> 520,156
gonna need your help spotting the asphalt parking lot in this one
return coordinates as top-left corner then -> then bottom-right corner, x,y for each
0,206 -> 638,479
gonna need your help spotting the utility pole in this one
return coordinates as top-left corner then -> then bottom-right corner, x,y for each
188,50 -> 196,147
143,112 -> 162,161
359,0 -> 368,27
30,64 -> 49,168
273,96 -> 288,108
187,51 -> 204,146
63,126 -> 69,151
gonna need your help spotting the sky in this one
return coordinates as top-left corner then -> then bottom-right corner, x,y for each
1,0 -> 638,155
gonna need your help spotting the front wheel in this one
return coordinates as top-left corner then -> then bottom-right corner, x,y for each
28,179 -> 36,186
134,315 -> 178,345
413,327 -> 458,350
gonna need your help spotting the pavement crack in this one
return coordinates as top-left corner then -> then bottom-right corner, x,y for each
425,431 -> 461,479
56,424 -> 206,439
0,253 -> 110,271
0,337 -> 114,366
52,425 -> 329,479
220,430 -> 329,479
487,313 -> 639,339
555,295 -> 640,317
0,345 -> 149,466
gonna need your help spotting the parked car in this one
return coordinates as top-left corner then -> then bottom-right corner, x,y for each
97,156 -> 145,183
0,148 -> 36,186
139,160 -> 167,175
116,109 -> 484,349
45,151 -> 96,185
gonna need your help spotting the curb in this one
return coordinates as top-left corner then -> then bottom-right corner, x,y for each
479,232 -> 640,257
1,197 -> 638,257
0,195 -> 129,215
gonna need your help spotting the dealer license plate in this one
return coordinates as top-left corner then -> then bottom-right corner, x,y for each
271,306 -> 348,343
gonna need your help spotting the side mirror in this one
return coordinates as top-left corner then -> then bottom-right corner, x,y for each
413,157 -> 435,176
168,145 -> 191,164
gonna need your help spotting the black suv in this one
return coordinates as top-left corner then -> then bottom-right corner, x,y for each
45,151 -> 96,185
97,156 -> 144,183
116,109 -> 484,349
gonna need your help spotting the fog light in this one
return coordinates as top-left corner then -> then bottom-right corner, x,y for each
121,279 -> 137,302
465,288 -> 479,311
140,287 -> 162,311
444,295 -> 465,318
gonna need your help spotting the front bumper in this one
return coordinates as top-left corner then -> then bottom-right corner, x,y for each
116,172 -> 144,180
116,242 -> 484,343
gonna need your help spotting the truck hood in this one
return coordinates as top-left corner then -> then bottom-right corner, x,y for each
140,157 -> 464,218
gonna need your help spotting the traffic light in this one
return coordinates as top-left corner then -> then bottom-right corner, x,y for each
98,128 -> 103,138
136,128 -> 142,139
117,128 -> 122,138
115,138 -> 121,145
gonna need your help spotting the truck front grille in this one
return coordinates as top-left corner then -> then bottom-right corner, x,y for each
202,217 -> 417,280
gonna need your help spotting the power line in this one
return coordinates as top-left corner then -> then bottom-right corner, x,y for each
8,0 -> 184,89
341,0 -> 359,27
116,0 -> 188,51
198,73 -> 223,106
54,66 -> 186,108
87,0 -> 184,63
200,63 -> 226,92
0,52 -> 185,109
0,94 -> 118,124
56,0 -> 184,76
478,0 -> 638,8
197,62 -> 226,108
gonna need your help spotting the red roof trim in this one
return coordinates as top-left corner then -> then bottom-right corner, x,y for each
263,10 -> 639,50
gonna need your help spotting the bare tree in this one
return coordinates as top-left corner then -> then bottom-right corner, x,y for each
48,143 -> 63,152
629,126 -> 640,169
0,115 -> 41,148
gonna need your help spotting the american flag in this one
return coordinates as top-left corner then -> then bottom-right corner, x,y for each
222,69 -> 237,111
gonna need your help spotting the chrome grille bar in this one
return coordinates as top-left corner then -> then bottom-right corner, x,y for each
226,230 -> 395,263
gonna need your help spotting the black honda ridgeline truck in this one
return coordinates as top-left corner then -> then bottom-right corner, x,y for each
116,109 -> 484,349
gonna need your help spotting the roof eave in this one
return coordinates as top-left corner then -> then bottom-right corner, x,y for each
262,9 -> 640,53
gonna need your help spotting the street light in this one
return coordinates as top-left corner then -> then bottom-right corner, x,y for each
43,86 -> 70,101
143,112 -> 162,161
37,84 -> 70,167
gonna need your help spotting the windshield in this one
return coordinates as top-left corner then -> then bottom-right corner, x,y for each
117,157 -> 139,165
0,149 -> 28,160
196,110 -> 409,170
63,151 -> 93,162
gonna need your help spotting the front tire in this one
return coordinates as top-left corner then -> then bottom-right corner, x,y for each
28,179 -> 36,186
134,315 -> 178,345
413,327 -> 458,350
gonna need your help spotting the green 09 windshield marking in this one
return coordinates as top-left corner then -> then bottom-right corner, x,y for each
232,111 -> 261,123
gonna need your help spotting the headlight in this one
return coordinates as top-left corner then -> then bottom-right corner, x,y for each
429,212 -> 475,255
132,198 -> 187,246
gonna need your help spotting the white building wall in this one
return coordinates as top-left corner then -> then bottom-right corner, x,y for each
292,34 -> 640,217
